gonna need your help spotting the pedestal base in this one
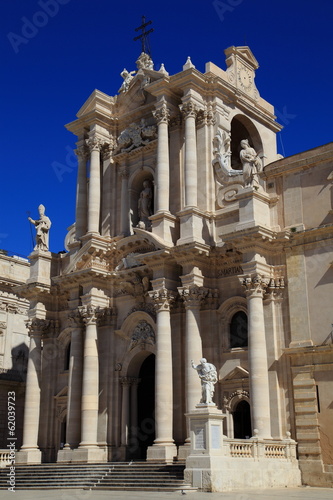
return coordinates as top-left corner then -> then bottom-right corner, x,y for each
177,209 -> 205,245
72,446 -> 107,463
177,444 -> 191,461
146,444 -> 177,464
16,449 -> 42,464
57,448 -> 75,463
150,211 -> 177,245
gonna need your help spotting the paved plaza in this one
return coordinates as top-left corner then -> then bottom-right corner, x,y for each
1,487 -> 332,500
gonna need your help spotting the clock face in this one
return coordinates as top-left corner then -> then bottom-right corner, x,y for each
238,67 -> 252,91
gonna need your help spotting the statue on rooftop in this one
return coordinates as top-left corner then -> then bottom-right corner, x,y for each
239,139 -> 263,188
191,358 -> 218,405
119,68 -> 136,93
28,204 -> 51,252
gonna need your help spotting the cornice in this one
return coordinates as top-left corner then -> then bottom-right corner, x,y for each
285,224 -> 333,249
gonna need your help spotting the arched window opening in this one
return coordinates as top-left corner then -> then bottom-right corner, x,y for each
233,400 -> 251,439
64,342 -> 71,371
230,115 -> 263,170
229,311 -> 248,349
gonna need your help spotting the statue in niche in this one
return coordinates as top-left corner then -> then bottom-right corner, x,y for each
191,358 -> 218,405
137,179 -> 153,229
239,139 -> 263,188
118,68 -> 136,93
212,130 -> 242,184
28,204 -> 51,251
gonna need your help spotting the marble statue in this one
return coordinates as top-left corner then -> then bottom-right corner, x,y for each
28,204 -> 51,251
239,139 -> 263,188
138,179 -> 153,229
191,358 -> 218,404
119,68 -> 136,93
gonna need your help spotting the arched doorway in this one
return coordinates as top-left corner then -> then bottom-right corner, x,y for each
233,400 -> 252,439
136,354 -> 155,458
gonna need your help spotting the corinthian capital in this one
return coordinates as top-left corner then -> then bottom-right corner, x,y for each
178,285 -> 206,308
67,309 -> 84,328
78,305 -> 98,325
148,287 -> 176,312
153,101 -> 170,125
75,146 -> 89,159
180,100 -> 198,119
26,318 -> 50,337
85,136 -> 103,152
240,274 -> 270,298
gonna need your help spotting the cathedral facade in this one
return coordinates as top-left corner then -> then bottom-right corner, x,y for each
12,46 -> 333,488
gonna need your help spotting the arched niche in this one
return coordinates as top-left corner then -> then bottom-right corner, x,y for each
218,296 -> 247,351
129,167 -> 154,230
230,114 -> 263,170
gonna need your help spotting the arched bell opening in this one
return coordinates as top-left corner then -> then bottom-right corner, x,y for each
230,115 -> 263,170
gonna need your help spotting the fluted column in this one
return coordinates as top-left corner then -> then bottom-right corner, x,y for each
78,305 -> 99,448
178,286 -> 204,414
153,98 -> 170,213
120,377 -> 131,447
64,310 -> 83,449
75,146 -> 88,239
19,319 -> 49,463
147,287 -> 177,463
119,167 -> 130,235
86,136 -> 102,234
241,275 -> 272,439
180,100 -> 198,208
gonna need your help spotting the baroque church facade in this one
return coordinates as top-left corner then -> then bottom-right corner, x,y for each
6,46 -> 332,488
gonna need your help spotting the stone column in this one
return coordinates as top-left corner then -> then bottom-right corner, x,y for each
73,305 -> 106,462
75,146 -> 88,240
241,275 -> 272,439
86,136 -> 102,234
178,286 -> 204,413
101,142 -> 114,238
153,98 -> 170,213
120,377 -> 131,448
147,287 -> 177,463
130,378 -> 140,455
18,319 -> 49,464
119,167 -> 130,236
180,100 -> 198,208
63,311 -> 83,451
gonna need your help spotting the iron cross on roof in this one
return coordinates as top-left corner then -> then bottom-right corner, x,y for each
134,16 -> 154,57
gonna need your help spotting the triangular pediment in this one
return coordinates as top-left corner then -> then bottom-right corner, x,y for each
225,45 -> 259,70
219,365 -> 249,382
76,89 -> 115,118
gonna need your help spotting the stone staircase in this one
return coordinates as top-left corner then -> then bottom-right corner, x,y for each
0,462 -> 196,492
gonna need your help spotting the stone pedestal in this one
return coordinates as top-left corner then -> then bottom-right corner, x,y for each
236,187 -> 274,230
72,447 -> 107,463
184,404 -> 226,490
177,208 -> 205,245
16,449 -> 42,465
27,250 -> 52,285
150,211 -> 177,245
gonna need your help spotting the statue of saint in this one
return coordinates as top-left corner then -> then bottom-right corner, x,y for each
118,68 -> 136,93
239,139 -> 263,188
28,204 -> 51,251
191,358 -> 218,404
138,179 -> 153,229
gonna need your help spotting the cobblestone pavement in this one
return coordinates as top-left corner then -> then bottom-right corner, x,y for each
1,487 -> 332,500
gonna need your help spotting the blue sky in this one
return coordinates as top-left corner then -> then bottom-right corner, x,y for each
1,0 -> 333,257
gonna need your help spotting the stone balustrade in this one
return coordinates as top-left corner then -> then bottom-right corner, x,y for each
0,450 -> 12,467
225,438 -> 297,460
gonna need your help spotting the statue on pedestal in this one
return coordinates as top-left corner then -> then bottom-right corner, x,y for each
239,139 -> 263,188
28,204 -> 51,251
191,358 -> 218,404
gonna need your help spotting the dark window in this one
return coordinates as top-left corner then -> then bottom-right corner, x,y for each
233,400 -> 252,439
230,311 -> 248,348
64,342 -> 71,371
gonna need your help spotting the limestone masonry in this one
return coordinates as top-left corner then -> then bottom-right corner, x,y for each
1,46 -> 332,490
